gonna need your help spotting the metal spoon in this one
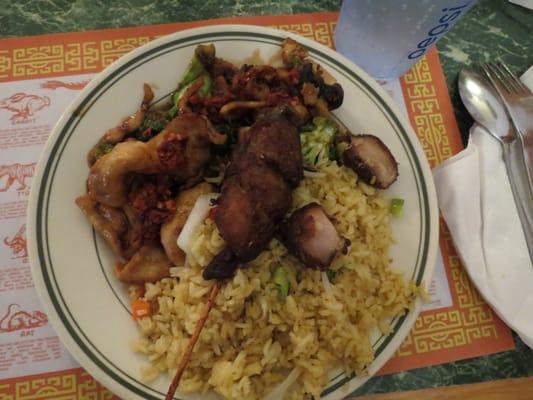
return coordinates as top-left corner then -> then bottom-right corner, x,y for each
459,68 -> 533,262
459,68 -> 514,143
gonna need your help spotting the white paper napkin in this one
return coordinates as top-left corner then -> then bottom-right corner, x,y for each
433,66 -> 533,349
509,0 -> 533,10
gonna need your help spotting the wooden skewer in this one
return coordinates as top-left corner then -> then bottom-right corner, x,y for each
165,280 -> 222,400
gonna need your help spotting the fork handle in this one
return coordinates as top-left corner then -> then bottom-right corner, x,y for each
517,131 -> 533,198
502,141 -> 533,264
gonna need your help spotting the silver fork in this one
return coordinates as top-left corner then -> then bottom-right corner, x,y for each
482,62 -> 533,192
486,62 -> 532,95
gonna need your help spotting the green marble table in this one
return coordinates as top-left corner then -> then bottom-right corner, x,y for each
1,0 -> 532,397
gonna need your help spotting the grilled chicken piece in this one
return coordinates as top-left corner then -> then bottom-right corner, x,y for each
88,84 -> 154,166
339,134 -> 398,189
215,157 -> 292,261
160,182 -> 213,266
242,117 -> 303,186
281,203 -> 348,270
203,116 -> 303,280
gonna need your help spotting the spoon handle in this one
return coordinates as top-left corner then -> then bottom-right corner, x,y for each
502,141 -> 533,264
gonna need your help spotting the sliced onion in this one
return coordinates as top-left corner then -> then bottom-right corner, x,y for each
263,367 -> 301,400
177,193 -> 218,256
303,170 -> 325,178
321,270 -> 335,297
170,256 -> 190,276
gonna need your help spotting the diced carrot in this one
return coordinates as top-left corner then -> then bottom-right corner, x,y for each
132,298 -> 151,320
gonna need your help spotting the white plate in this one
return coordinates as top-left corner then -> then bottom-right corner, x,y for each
28,25 -> 438,400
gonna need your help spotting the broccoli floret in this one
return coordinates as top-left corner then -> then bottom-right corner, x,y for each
135,109 -> 169,141
300,116 -> 339,168
93,142 -> 114,160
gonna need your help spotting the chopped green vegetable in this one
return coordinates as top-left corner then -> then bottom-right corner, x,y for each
168,80 -> 196,117
290,54 -> 304,66
178,54 -> 205,90
93,142 -> 114,159
197,73 -> 212,98
300,116 -> 339,168
325,269 -> 336,283
390,198 -> 405,217
143,110 -> 169,132
316,117 -> 338,136
135,109 -> 170,141
273,265 -> 289,299
168,48 -> 213,118
335,140 -> 349,158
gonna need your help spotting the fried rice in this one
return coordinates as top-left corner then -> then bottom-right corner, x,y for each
132,160 -> 419,399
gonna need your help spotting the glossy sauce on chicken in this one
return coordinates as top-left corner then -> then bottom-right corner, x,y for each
204,115 -> 303,280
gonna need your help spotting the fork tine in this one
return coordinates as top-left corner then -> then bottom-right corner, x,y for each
487,62 -> 515,95
492,62 -> 521,94
481,62 -> 509,99
497,61 -> 531,95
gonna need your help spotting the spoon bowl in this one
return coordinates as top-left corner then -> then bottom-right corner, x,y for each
458,68 -> 514,143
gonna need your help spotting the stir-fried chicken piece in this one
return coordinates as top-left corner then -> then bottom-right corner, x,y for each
281,203 -> 348,270
87,114 -> 226,207
160,182 -> 213,266
339,134 -> 398,189
76,193 -> 158,261
203,116 -> 303,280
76,194 -> 128,258
115,244 -> 172,283
280,38 -> 344,111
298,63 -> 344,111
88,84 -> 154,166
281,37 -> 309,66
87,141 -> 160,207
209,57 -> 238,82
151,113 -> 226,181
301,82 -> 319,106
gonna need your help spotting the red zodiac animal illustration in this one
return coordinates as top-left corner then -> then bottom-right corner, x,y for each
0,162 -> 36,192
4,224 -> 28,259
0,92 -> 51,122
0,304 -> 48,333
41,79 -> 89,90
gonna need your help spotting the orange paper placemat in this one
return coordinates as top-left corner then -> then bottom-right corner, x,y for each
0,11 -> 514,399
